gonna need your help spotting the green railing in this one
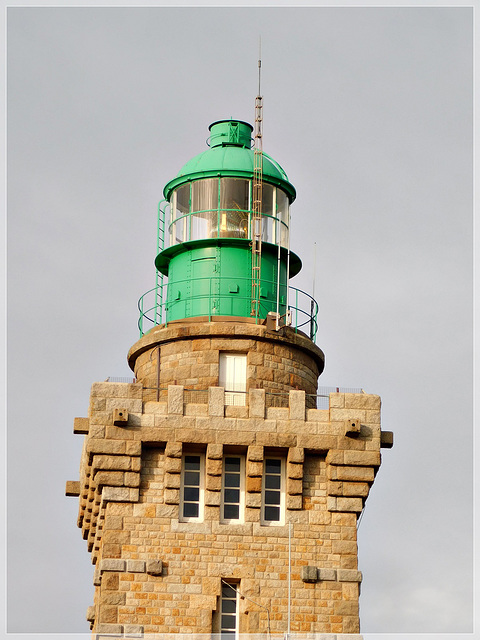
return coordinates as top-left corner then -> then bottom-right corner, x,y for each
138,277 -> 318,342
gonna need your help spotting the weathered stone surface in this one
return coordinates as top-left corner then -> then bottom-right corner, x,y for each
249,388 -> 265,418
126,560 -> 146,573
86,605 -> 95,622
101,558 -> 126,572
381,430 -> 394,448
167,385 -> 184,415
318,568 -> 337,581
146,559 -> 163,576
102,486 -> 139,503
74,417 -> 89,434
65,480 -> 80,496
301,565 -> 318,583
113,408 -> 128,426
289,390 -> 306,421
208,386 -> 225,417
338,569 -> 362,583
287,447 -> 304,464
87,439 -> 126,455
328,465 -> 375,482
206,443 -> 223,459
247,445 -> 263,461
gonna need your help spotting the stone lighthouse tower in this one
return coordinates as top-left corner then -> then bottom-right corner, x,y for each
67,118 -> 393,638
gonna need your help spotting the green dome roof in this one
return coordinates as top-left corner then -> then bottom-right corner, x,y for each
163,120 -> 296,202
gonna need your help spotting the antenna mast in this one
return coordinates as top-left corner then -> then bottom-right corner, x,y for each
251,40 -> 263,319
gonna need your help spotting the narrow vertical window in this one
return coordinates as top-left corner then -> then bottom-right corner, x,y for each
220,582 -> 239,638
180,453 -> 204,521
261,457 -> 285,525
221,456 -> 245,523
219,353 -> 247,406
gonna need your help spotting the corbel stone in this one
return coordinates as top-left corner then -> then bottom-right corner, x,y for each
96,624 -> 123,635
86,606 -> 95,623
74,417 -> 89,434
126,560 -> 146,573
113,408 -> 128,426
301,566 -> 318,583
318,568 -> 337,581
345,418 -> 360,437
65,480 -> 80,496
381,430 -> 394,448
100,558 -> 126,572
146,559 -> 163,576
338,569 -> 363,583
124,624 -> 144,638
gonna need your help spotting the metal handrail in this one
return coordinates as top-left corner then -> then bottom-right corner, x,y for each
137,277 -> 318,341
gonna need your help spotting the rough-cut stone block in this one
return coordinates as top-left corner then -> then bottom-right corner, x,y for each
165,441 -> 184,458
92,455 -> 132,472
306,409 -> 329,422
206,458 -> 222,476
87,439 -> 126,455
74,417 -> 89,434
345,393 -> 380,409
332,497 -> 363,513
205,490 -> 221,506
94,471 -> 124,487
329,465 -> 375,482
287,462 -> 303,479
126,560 -> 146,573
167,385 -> 184,415
101,558 -> 126,572
164,456 -> 182,474
65,480 -> 80,496
246,492 -> 261,508
287,447 -> 304,464
247,445 -> 263,461
318,568 -> 337,581
125,441 -> 142,456
206,443 -> 223,459
102,486 -> 139,503
206,474 -> 221,491
124,624 -> 144,637
287,477 -> 303,495
289,389 -> 306,420
286,494 -> 302,510
96,623 -> 123,634
86,605 -> 95,622
338,569 -> 362,582
246,476 -> 262,493
344,450 -> 381,467
329,393 -> 345,408
249,388 -> 265,418
164,472 -> 180,489
381,430 -> 394,448
208,386 -> 225,417
246,460 -> 263,477
146,559 -> 163,576
164,488 -> 180,505
301,565 -> 318,583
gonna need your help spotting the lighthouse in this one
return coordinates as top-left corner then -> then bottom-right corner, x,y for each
67,118 -> 392,637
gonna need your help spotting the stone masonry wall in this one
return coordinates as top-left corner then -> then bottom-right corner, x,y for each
66,380 -> 393,638
127,322 -> 324,406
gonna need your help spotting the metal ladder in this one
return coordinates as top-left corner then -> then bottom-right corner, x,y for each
251,67 -> 263,319
155,200 -> 167,325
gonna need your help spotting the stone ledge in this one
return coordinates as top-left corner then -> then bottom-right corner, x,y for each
65,480 -> 80,496
74,417 -> 89,434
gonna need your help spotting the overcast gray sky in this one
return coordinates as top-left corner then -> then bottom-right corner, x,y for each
5,4 -> 474,640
